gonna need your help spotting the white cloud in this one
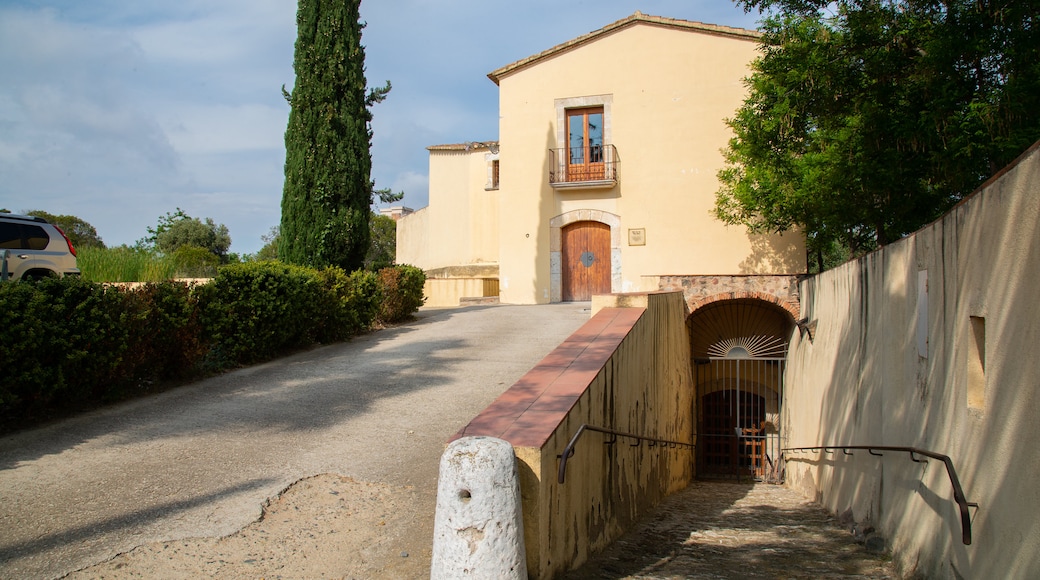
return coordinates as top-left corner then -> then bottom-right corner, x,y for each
388,171 -> 430,209
131,1 -> 295,71
0,7 -> 144,80
1,0 -> 763,253
161,103 -> 288,154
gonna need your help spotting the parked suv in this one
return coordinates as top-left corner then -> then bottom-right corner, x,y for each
0,213 -> 81,281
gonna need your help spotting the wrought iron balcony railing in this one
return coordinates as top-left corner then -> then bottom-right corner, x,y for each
549,145 -> 619,188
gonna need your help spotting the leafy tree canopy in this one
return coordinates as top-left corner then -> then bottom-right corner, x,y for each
364,213 -> 397,271
718,0 -> 1040,271
23,210 -> 106,249
143,208 -> 231,260
373,185 -> 404,205
254,226 -> 281,261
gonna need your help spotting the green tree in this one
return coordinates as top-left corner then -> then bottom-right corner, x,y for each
717,0 -> 1040,271
144,208 -> 231,260
280,0 -> 391,272
171,245 -> 221,277
255,226 -> 280,261
364,213 -> 396,270
24,210 -> 105,249
141,208 -> 191,248
156,219 -> 231,260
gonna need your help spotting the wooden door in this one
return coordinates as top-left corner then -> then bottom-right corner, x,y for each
698,388 -> 767,477
566,107 -> 604,181
562,221 -> 611,301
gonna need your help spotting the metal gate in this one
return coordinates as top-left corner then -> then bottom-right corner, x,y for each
696,357 -> 784,480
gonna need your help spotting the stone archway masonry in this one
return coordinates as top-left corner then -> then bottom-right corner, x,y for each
657,274 -> 802,320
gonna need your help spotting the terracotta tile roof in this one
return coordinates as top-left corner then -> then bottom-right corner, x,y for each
426,141 -> 500,152
487,11 -> 762,85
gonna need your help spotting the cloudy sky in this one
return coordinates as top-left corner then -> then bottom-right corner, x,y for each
0,1 -> 764,254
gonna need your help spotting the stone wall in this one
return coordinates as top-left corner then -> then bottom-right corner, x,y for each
655,274 -> 801,320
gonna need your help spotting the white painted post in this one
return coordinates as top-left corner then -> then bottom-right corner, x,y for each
430,436 -> 527,579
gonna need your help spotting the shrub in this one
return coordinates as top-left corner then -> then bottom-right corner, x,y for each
127,281 -> 203,381
0,277 -> 131,414
195,261 -> 323,366
0,261 -> 416,426
376,264 -> 426,323
346,269 -> 381,329
312,267 -> 380,342
172,245 -> 220,278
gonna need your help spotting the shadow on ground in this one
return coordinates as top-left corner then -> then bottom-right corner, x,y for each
562,481 -> 897,579
0,305 -> 497,470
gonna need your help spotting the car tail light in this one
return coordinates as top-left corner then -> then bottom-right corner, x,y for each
54,225 -> 77,257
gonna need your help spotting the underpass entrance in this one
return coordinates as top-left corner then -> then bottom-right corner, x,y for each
689,299 -> 792,481
696,357 -> 784,479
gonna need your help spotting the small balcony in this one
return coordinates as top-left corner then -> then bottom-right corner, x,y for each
549,145 -> 619,190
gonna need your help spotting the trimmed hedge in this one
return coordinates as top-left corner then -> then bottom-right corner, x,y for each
313,267 -> 380,342
0,263 -> 427,424
196,262 -> 324,366
376,264 -> 426,323
0,277 -> 130,412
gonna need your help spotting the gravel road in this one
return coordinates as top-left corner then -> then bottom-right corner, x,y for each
0,303 -> 590,579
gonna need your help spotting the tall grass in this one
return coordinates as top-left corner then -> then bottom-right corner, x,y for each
78,246 -> 178,282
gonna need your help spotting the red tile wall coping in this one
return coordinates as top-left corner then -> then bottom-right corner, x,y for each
452,306 -> 646,448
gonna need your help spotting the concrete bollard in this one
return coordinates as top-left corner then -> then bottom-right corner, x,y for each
430,436 -> 527,579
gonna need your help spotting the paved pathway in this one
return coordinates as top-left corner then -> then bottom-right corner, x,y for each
0,304 -> 591,579
1,303 -> 901,579
563,480 -> 899,579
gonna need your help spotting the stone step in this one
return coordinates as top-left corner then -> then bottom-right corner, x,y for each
459,296 -> 500,306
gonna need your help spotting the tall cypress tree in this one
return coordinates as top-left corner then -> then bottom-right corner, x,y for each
280,0 -> 389,271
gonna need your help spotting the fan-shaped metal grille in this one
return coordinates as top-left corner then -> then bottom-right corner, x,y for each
706,334 -> 788,358
689,299 -> 793,359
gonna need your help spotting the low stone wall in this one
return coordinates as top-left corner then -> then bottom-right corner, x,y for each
420,264 -> 500,307
454,291 -> 694,578
423,278 -> 499,307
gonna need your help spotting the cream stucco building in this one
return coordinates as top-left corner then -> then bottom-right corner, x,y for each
404,18 -> 811,570
397,12 -> 806,307
404,11 -> 1040,578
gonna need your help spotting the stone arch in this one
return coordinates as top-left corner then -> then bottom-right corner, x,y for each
688,295 -> 793,479
549,210 -> 621,303
689,291 -> 800,322
687,296 -> 796,360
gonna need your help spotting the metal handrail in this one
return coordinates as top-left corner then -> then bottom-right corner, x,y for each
558,424 -> 694,484
783,445 -> 979,545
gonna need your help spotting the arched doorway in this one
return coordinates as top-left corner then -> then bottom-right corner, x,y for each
561,221 -> 611,301
690,299 -> 793,480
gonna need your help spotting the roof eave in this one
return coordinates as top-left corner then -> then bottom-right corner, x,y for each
487,11 -> 761,86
